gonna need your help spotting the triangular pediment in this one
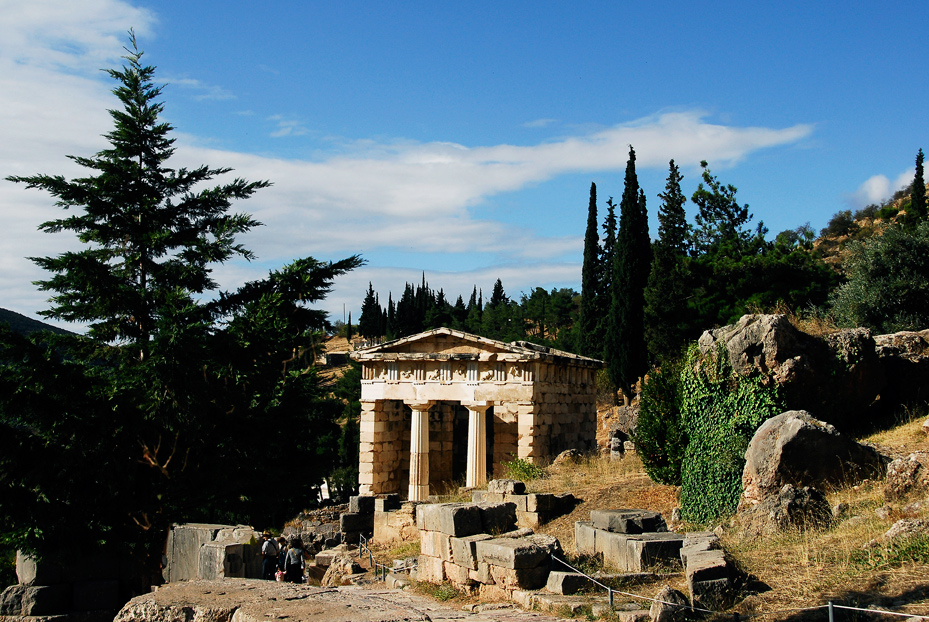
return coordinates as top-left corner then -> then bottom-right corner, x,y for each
355,328 -> 514,356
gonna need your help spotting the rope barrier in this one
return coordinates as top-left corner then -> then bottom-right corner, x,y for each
358,534 -> 417,582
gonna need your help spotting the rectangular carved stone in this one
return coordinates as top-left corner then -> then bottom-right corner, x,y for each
590,509 -> 667,534
416,555 -> 446,584
349,495 -> 376,514
469,561 -> 494,584
526,493 -> 554,513
443,561 -> 474,587
340,512 -> 374,533
420,531 -> 453,561
574,521 -> 597,556
475,538 -> 550,570
417,503 -> 483,537
489,564 -> 550,590
479,502 -> 517,534
450,534 -> 493,570
597,531 -> 684,572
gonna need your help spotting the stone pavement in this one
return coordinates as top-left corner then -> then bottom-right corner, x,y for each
113,579 -> 577,622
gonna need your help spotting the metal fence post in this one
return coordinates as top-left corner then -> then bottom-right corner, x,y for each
608,587 -> 613,608
828,601 -> 834,622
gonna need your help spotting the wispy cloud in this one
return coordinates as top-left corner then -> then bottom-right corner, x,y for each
523,118 -> 558,128
846,169 -> 912,208
163,76 -> 235,101
267,115 -> 309,137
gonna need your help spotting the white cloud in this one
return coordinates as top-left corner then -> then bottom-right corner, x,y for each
163,76 -> 235,101
523,118 -> 558,128
0,1 -> 815,329
847,169 -> 913,208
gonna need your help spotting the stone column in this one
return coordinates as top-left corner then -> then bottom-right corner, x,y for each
464,402 -> 492,488
406,400 -> 434,501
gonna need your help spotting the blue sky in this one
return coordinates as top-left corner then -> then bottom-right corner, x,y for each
1,1 -> 926,330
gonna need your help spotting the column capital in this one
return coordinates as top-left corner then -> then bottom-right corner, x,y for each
461,401 -> 493,412
404,400 -> 435,410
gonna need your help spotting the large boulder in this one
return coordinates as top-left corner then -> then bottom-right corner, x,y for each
741,411 -> 886,508
738,485 -> 833,536
884,451 -> 929,501
697,315 -> 886,430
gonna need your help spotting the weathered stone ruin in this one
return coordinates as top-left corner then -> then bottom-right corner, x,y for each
351,328 -> 602,501
575,509 -> 684,572
471,478 -> 577,529
163,523 -> 262,582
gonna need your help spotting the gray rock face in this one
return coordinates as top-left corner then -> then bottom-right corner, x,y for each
884,451 -> 929,501
741,410 -> 886,508
697,315 -> 887,430
874,330 -> 929,408
739,485 -> 833,536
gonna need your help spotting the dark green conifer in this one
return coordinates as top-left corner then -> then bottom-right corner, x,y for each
911,148 -> 926,222
577,182 -> 599,357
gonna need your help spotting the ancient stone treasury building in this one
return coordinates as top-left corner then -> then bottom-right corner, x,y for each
350,329 -> 603,501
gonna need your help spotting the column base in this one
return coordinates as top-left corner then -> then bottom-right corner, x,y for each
408,484 -> 429,502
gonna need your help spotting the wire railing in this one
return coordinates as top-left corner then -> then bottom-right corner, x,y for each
549,554 -> 929,621
358,533 -> 417,582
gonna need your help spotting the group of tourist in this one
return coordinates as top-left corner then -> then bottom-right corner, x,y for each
260,531 -> 308,582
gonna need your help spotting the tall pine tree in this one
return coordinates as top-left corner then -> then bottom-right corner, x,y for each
911,148 -> 926,223
607,147 -> 651,404
577,182 -> 599,356
644,160 -> 690,361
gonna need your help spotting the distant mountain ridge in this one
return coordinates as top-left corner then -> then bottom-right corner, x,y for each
0,308 -> 75,336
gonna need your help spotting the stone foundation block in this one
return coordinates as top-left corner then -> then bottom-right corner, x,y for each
510,589 -> 538,609
689,577 -> 734,611
686,550 -> 729,583
417,503 -> 483,537
416,555 -> 446,584
443,561 -> 474,587
420,531 -> 453,561
450,534 -> 493,569
489,564 -> 550,590
574,521 -> 597,556
590,509 -> 667,534
21,585 -> 71,616
516,510 -> 540,530
478,583 -> 511,601
340,512 -> 374,533
374,494 -> 401,512
469,562 -> 495,584
597,531 -> 684,572
526,493 -> 555,513
545,570 -> 590,595
475,538 -> 550,570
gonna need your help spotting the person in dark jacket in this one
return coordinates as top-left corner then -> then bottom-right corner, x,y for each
284,536 -> 306,583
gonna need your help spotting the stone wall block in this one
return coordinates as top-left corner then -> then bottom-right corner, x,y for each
475,538 -> 549,570
489,564 -> 550,590
504,494 -> 529,512
590,509 -> 667,534
545,571 -> 590,595
21,585 -> 72,616
417,503 -> 483,537
469,561 -> 495,584
450,534 -> 493,570
340,512 -> 374,533
478,502 -> 518,534
443,561 -> 474,587
420,531 -> 453,562
416,555 -> 446,583
349,495 -> 376,514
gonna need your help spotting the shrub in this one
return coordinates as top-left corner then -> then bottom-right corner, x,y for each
634,358 -> 687,486
830,221 -> 929,332
821,209 -> 856,238
679,345 -> 784,523
502,456 -> 546,482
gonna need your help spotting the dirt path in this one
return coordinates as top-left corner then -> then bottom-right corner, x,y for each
115,579 -> 572,622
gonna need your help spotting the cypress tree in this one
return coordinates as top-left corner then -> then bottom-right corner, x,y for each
912,148 -> 926,222
358,282 -> 381,338
644,160 -> 690,361
607,146 -> 651,404
578,182 -> 599,357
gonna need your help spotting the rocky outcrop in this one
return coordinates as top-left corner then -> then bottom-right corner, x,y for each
740,411 -> 886,508
738,485 -> 833,536
884,451 -> 929,501
874,330 -> 929,408
698,315 -> 887,431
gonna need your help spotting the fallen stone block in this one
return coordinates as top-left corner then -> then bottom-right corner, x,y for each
504,494 -> 529,512
314,551 -> 337,567
533,594 -> 591,615
649,585 -> 691,622
510,589 -> 539,609
590,509 -> 667,534
386,572 -> 411,590
574,521 -> 597,556
417,503 -> 483,537
545,570 -> 590,595
526,493 -> 555,513
516,510 -> 540,530
340,511 -> 374,533
450,534 -> 493,570
499,527 -> 534,539
488,479 -> 526,494
476,538 -> 550,570
689,577 -> 734,611
685,550 -> 729,583
21,585 -> 72,616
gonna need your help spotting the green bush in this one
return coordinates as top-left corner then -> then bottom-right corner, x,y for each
678,345 -> 784,523
830,221 -> 929,332
634,358 -> 687,486
502,456 -> 546,481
